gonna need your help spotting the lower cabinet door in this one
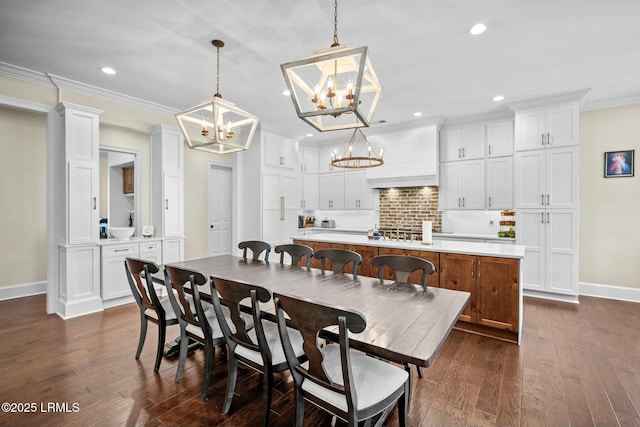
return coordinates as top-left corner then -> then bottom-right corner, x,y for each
440,253 -> 476,323
476,256 -> 519,332
101,244 -> 139,300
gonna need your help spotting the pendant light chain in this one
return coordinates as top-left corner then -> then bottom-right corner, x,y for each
332,0 -> 340,47
215,43 -> 221,98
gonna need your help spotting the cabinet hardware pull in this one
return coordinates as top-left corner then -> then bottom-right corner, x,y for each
541,134 -> 545,145
458,197 -> 461,207
458,147 -> 462,158
547,212 -> 550,223
547,133 -> 550,145
488,145 -> 491,155
547,194 -> 550,205
541,212 -> 544,223
114,249 -> 129,252
462,147 -> 465,157
541,194 -> 544,206
280,196 -> 285,220
165,199 -> 169,210
93,197 -> 96,210
462,197 -> 465,207
488,196 -> 492,207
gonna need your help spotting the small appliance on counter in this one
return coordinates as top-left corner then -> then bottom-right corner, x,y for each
321,218 -> 335,228
298,215 -> 306,228
305,216 -> 316,227
99,218 -> 108,239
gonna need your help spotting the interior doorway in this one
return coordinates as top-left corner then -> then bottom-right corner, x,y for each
207,163 -> 232,256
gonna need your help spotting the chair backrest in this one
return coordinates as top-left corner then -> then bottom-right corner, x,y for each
210,277 -> 272,365
371,254 -> 435,291
238,240 -> 271,262
163,265 -> 211,337
313,248 -> 362,278
274,292 -> 366,414
274,243 -> 314,268
125,257 -> 163,314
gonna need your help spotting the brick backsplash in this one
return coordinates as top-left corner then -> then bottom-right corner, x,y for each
378,187 -> 442,232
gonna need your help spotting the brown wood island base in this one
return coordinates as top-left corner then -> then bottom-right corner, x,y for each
294,234 -> 524,344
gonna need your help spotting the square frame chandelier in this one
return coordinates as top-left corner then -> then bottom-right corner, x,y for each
176,39 -> 259,155
280,0 -> 381,132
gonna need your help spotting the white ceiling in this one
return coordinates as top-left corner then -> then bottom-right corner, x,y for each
1,0 -> 639,141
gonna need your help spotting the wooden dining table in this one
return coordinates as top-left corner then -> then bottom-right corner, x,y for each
157,254 -> 470,371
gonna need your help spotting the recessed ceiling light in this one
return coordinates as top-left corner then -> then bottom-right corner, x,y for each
493,95 -> 504,102
101,66 -> 116,75
413,112 -> 423,117
282,89 -> 291,96
469,23 -> 487,35
306,133 -> 313,137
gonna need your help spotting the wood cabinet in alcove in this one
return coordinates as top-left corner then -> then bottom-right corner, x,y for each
122,166 -> 134,194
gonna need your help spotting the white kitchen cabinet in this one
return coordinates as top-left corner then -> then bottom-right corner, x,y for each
50,102 -> 104,318
440,124 -> 485,162
263,172 -> 298,247
515,146 -> 578,209
486,120 -> 514,157
515,104 -> 578,151
486,157 -> 513,209
297,173 -> 318,210
318,172 -> 345,209
151,125 -> 184,239
517,209 -> 578,296
101,242 -> 139,301
161,238 -> 184,264
264,130 -> 296,170
298,145 -> 318,173
139,240 -> 162,265
317,144 -> 340,173
439,160 -> 485,210
344,170 -> 375,209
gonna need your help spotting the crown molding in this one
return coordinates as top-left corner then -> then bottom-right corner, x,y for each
580,93 -> 640,112
441,108 -> 514,128
506,88 -> 592,112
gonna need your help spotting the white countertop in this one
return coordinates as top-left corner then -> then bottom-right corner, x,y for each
294,232 -> 525,259
99,236 -> 164,246
298,228 -> 516,242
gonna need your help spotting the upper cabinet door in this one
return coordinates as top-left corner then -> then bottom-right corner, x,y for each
514,150 -> 545,209
440,128 -> 462,162
486,121 -> 514,157
264,132 -> 296,170
68,160 -> 99,244
546,105 -> 578,148
461,125 -> 486,159
515,109 -> 546,151
486,157 -> 513,210
298,145 -> 318,173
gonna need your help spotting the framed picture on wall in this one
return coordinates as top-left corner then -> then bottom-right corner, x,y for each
604,150 -> 634,177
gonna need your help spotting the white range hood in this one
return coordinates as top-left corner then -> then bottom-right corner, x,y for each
365,125 -> 439,188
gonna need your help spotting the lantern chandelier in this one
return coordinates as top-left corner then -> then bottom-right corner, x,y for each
280,0 -> 382,132
330,128 -> 383,169
176,39 -> 259,154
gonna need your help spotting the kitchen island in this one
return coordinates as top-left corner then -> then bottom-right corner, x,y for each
293,233 -> 526,344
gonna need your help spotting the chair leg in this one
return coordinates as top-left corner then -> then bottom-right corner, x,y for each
262,369 -> 274,427
294,387 -> 305,427
404,364 -> 413,412
416,365 -> 423,378
398,382 -> 409,427
135,313 -> 148,359
174,328 -> 189,383
154,320 -> 166,372
222,354 -> 238,415
200,340 -> 214,401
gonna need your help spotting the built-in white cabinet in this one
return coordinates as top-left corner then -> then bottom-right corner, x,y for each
264,130 -> 296,170
439,160 -> 485,210
50,102 -> 104,318
151,125 -> 184,239
515,104 -> 578,151
100,239 -> 163,304
517,209 -> 578,296
344,170 -> 375,209
514,99 -> 580,298
487,120 -> 514,157
297,173 -> 318,210
262,172 -> 298,247
486,157 -> 513,209
318,173 -> 345,209
298,145 -> 318,173
161,238 -> 184,264
440,124 -> 486,162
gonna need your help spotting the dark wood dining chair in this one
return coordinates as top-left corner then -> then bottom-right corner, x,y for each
238,240 -> 271,262
313,248 -> 362,279
371,254 -> 435,381
210,277 -> 307,426
274,243 -> 314,269
274,292 -> 409,427
371,254 -> 435,292
163,265 -> 226,401
125,257 -> 178,372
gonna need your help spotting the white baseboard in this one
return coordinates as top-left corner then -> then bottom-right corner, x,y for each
0,281 -> 46,301
579,281 -> 640,303
523,289 -> 580,304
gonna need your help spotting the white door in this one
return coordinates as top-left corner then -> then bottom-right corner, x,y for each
208,164 -> 232,256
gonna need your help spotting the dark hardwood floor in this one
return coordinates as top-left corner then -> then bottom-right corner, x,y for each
0,294 -> 639,426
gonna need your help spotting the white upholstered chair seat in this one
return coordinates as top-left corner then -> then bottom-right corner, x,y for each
301,344 -> 409,413
235,320 -> 304,366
